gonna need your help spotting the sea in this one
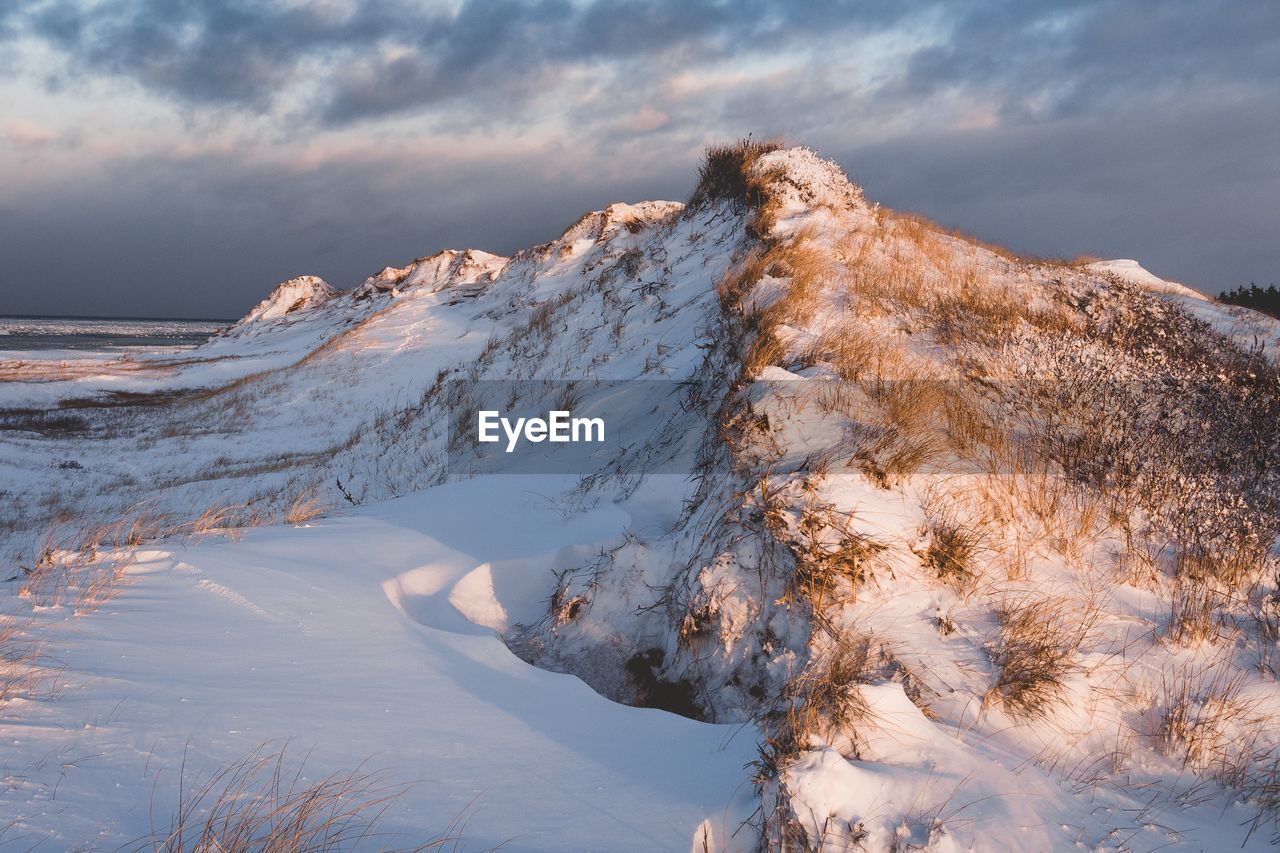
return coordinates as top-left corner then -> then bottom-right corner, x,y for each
0,315 -> 230,352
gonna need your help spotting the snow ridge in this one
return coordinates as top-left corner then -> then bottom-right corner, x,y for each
3,143 -> 1280,852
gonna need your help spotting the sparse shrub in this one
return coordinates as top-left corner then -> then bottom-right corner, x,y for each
0,615 -> 47,705
921,515 -> 981,586
148,743 -> 444,852
285,489 -> 326,525
687,136 -> 785,213
986,597 -> 1091,716
1155,667 -> 1258,775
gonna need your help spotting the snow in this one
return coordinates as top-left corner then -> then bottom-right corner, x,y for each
236,275 -> 339,325
1,476 -> 756,850
3,144 -> 1279,850
1085,258 -> 1207,300
1078,258 -> 1280,355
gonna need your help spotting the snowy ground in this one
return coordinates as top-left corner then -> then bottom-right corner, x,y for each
1,476 -> 757,851
4,145 -> 1280,850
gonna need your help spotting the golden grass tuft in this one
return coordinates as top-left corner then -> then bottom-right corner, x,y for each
285,489 -> 327,526
986,596 -> 1094,717
756,634 -> 885,774
687,136 -> 786,214
788,502 -> 886,610
148,743 -> 454,852
1154,667 -> 1258,774
0,614 -> 51,705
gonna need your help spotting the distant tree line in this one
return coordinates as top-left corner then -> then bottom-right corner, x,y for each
1218,283 -> 1280,319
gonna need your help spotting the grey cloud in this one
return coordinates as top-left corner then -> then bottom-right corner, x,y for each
17,0 -> 1279,138
13,0 -> 921,124
3,84 -> 1275,324
841,91 -> 1280,292
2,0 -> 1276,319
0,144 -> 697,319
894,1 -> 1280,120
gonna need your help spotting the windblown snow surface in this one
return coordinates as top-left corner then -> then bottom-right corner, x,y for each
2,145 -> 1280,850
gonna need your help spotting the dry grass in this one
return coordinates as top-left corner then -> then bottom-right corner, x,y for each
1154,666 -> 1260,774
756,234 -> 830,328
756,634 -> 885,775
923,520 -> 980,585
189,504 -> 251,543
878,207 -> 1063,267
1161,544 -> 1263,646
19,515 -> 149,613
1249,591 -> 1280,678
147,743 -> 453,852
0,614 -> 50,705
801,327 -> 882,381
1165,574 -> 1227,646
740,332 -> 790,380
918,503 -> 984,589
17,502 -> 258,613
725,232 -> 835,380
788,501 -> 886,609
986,596 -> 1094,717
928,288 -> 1029,347
687,136 -> 785,215
285,489 -> 327,526
1147,665 -> 1280,842
715,248 -> 768,315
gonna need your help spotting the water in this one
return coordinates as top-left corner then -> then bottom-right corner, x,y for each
0,315 -> 230,352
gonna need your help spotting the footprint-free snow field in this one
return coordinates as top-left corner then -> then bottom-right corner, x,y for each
1,476 -> 756,851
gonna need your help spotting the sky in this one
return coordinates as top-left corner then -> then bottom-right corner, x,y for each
1,1 -> 1276,319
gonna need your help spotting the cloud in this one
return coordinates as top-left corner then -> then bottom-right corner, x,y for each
10,0 -> 922,126
890,0 -> 1280,120
0,136 -> 697,318
0,0 -> 1276,318
9,0 -> 1275,154
840,89 -> 1280,292
2,118 -> 59,147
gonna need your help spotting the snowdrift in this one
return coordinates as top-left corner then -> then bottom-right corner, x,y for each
3,141 -> 1280,850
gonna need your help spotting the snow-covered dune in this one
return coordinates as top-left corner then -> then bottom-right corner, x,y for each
3,142 -> 1279,850
3,476 -> 754,850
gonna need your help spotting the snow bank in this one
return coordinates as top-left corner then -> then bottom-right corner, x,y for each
0,477 -> 756,850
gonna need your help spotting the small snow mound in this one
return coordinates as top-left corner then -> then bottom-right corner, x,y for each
781,745 -> 924,850
355,264 -> 415,296
354,249 -> 510,299
449,563 -> 508,632
1086,259 -> 1206,300
753,147 -> 868,213
857,683 -> 943,764
557,210 -> 609,245
555,201 -> 683,249
400,249 -> 508,292
235,275 -> 337,326
599,200 -> 683,237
